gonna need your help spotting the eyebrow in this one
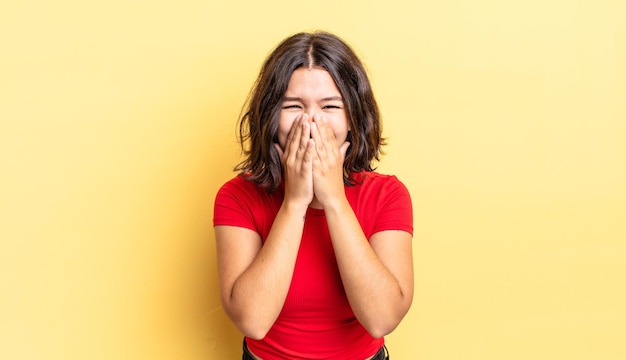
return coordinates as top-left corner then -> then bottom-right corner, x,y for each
282,96 -> 343,102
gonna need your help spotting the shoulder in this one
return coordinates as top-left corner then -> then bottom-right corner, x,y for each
360,171 -> 401,183
215,174 -> 283,212
217,174 -> 256,195
217,174 -> 277,200
355,171 -> 409,194
215,175 -> 264,214
214,174 -> 282,230
347,171 -> 412,206
347,171 -> 413,236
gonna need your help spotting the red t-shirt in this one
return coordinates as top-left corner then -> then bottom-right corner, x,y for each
213,171 -> 413,359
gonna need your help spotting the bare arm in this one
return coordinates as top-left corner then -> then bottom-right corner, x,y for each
310,114 -> 414,338
215,115 -> 314,340
215,202 -> 306,339
325,203 -> 414,338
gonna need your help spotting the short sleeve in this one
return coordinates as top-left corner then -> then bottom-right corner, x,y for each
371,176 -> 413,235
213,177 -> 257,232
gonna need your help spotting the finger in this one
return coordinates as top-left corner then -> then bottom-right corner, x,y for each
286,115 -> 304,157
297,114 -> 310,154
302,139 -> 315,167
310,120 -> 320,144
323,119 -> 337,144
284,116 -> 299,152
312,117 -> 337,156
310,121 -> 330,162
285,115 -> 300,142
313,114 -> 335,146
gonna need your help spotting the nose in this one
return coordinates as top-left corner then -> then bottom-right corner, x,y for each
304,108 -> 316,119
303,109 -> 322,122
301,111 -> 318,138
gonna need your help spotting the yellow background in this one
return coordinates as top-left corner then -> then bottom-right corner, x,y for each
1,0 -> 625,359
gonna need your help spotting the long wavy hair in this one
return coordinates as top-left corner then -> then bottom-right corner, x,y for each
235,31 -> 385,191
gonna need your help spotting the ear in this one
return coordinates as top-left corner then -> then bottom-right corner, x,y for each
339,141 -> 350,159
274,143 -> 284,159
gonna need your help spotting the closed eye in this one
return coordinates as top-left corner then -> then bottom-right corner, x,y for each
323,105 -> 342,109
282,104 -> 302,109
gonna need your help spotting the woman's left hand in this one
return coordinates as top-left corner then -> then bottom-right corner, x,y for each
310,113 -> 351,208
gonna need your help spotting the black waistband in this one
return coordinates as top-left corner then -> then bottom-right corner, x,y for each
242,339 -> 389,360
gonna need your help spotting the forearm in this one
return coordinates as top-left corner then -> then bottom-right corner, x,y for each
226,203 -> 307,339
324,199 -> 412,338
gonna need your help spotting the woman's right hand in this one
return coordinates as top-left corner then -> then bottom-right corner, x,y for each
275,114 -> 315,209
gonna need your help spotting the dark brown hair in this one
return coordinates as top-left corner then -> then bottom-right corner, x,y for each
235,31 -> 385,191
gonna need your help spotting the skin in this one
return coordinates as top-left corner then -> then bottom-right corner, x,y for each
215,67 -> 414,355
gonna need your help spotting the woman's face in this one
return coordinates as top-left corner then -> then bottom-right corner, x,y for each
276,66 -> 350,150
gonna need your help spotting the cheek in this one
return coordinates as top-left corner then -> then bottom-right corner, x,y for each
334,128 -> 349,146
330,116 -> 350,144
277,116 -> 293,149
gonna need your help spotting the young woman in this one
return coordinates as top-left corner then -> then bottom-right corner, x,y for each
213,31 -> 414,360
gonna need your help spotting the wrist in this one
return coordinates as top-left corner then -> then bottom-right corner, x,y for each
281,198 -> 310,216
320,196 -> 351,214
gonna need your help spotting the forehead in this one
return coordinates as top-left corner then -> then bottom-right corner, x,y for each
284,66 -> 341,96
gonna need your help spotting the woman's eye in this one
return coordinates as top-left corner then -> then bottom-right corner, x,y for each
323,105 -> 341,110
282,104 -> 301,109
